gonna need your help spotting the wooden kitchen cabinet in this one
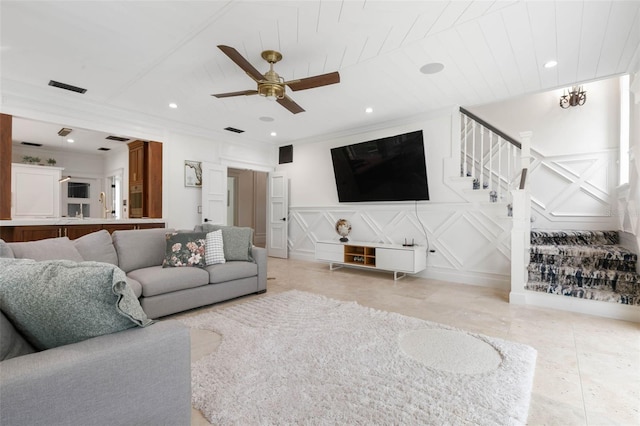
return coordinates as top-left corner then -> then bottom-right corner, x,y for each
0,222 -> 166,242
64,224 -> 102,239
128,140 -> 162,218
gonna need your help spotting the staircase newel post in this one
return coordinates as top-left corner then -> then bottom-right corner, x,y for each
509,131 -> 533,304
519,131 -> 532,171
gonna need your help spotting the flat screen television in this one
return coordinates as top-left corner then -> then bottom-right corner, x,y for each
330,130 -> 429,202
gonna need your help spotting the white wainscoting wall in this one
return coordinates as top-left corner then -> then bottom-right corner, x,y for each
529,147 -> 619,230
288,202 -> 512,290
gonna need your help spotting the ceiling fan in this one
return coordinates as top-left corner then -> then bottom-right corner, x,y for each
212,45 -> 340,114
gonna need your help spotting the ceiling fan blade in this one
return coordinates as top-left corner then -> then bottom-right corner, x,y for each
286,72 -> 340,91
211,90 -> 258,98
277,95 -> 305,114
217,45 -> 264,82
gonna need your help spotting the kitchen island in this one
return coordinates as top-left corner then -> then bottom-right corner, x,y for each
0,218 -> 166,242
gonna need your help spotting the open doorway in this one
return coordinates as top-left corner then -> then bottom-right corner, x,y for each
227,168 -> 267,247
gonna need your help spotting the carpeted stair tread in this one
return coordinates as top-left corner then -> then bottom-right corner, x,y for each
531,244 -> 637,261
531,230 -> 619,246
527,265 -> 639,294
527,230 -> 640,307
525,281 -> 639,305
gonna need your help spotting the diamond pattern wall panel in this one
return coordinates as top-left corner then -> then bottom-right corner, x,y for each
289,203 -> 512,287
529,148 -> 618,229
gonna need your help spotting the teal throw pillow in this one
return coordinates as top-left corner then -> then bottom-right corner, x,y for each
0,258 -> 154,351
163,232 -> 207,268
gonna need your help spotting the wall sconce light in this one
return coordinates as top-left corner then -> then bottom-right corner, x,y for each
560,86 -> 586,109
58,176 -> 71,183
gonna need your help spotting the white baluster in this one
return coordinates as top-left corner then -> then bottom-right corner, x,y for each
489,132 -> 493,193
463,115 -> 468,177
497,137 -> 502,200
472,121 -> 476,182
480,125 -> 485,189
507,142 -> 512,191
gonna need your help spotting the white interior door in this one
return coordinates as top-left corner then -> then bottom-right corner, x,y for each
267,171 -> 288,258
201,162 -> 227,225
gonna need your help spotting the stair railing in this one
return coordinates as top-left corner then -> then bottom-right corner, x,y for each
459,107 -> 533,303
460,107 -> 523,202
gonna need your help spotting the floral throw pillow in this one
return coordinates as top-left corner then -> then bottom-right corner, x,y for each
162,232 -> 207,268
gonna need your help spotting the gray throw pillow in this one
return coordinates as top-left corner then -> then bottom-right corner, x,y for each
201,224 -> 254,262
0,258 -> 154,351
74,229 -> 118,265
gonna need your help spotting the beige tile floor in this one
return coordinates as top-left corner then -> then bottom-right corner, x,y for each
176,258 -> 640,426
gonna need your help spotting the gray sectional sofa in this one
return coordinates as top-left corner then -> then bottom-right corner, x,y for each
1,226 -> 268,319
0,315 -> 192,426
0,226 -> 267,425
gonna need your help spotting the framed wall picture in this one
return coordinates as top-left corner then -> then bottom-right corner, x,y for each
184,160 -> 202,187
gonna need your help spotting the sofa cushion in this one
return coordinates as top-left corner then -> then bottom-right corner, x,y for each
127,265 -> 210,297
0,258 -> 153,351
74,229 -> 118,265
112,228 -> 174,273
162,232 -> 207,268
0,310 -> 35,361
205,261 -> 258,284
205,230 -> 226,265
0,239 -> 14,258
201,224 -> 254,262
8,237 -> 84,262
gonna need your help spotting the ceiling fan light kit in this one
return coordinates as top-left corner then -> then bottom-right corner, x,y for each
212,45 -> 340,114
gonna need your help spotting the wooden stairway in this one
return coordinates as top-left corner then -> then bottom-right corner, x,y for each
525,230 -> 640,306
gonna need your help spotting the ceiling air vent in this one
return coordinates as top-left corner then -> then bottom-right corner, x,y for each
57,127 -> 72,136
98,147 -> 111,151
224,126 -> 245,134
21,141 -> 43,147
48,80 -> 87,94
105,135 -> 130,142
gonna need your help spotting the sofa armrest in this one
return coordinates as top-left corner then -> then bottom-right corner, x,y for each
252,246 -> 267,292
0,320 -> 191,426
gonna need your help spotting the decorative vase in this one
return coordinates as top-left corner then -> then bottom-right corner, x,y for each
335,219 -> 352,242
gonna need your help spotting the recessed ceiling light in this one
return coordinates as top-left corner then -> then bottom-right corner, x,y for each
259,116 -> 275,122
66,139 -> 74,143
544,60 -> 558,69
270,132 -> 277,137
169,103 -> 178,108
365,107 -> 373,113
420,62 -> 445,75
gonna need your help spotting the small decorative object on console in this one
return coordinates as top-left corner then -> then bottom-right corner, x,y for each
335,219 -> 351,242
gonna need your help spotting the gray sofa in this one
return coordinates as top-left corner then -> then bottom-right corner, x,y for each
0,225 -> 267,425
0,314 -> 191,426
1,226 -> 268,319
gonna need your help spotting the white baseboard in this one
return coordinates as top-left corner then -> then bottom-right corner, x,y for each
517,291 -> 640,322
289,253 -> 639,323
290,251 -> 509,289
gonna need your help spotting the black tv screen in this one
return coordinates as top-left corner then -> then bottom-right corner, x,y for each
330,130 -> 429,202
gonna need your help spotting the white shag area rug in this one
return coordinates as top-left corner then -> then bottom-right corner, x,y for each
180,290 -> 537,426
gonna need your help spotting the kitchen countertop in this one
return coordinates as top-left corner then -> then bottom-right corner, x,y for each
0,218 -> 166,226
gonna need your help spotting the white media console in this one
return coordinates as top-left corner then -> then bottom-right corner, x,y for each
315,240 -> 427,280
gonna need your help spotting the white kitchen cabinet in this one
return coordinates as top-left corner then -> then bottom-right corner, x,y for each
11,163 -> 63,218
